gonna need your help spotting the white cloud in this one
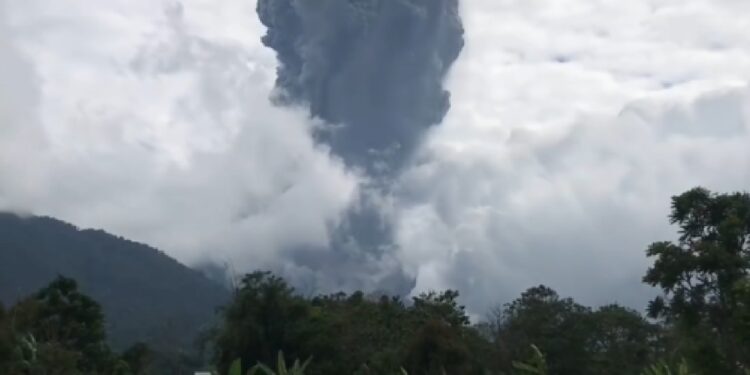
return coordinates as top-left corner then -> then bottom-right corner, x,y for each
397,0 -> 750,313
0,0 -> 51,213
0,0 -> 358,271
2,0 -> 750,315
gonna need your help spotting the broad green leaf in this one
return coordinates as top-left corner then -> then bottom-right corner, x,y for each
228,359 -> 242,375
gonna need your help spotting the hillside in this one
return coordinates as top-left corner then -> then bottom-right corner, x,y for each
0,212 -> 230,349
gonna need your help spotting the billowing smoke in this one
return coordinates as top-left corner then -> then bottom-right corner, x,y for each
256,0 -> 465,295
4,0 -> 750,315
258,0 -> 464,175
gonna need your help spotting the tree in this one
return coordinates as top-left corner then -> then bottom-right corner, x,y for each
403,290 -> 488,375
213,272 -> 499,375
0,213 -> 229,351
492,286 -> 593,375
0,276 -> 134,374
492,287 -> 661,375
734,278 -> 750,348
587,305 -> 659,374
26,276 -> 113,371
411,290 -> 470,328
305,292 -> 408,375
213,271 -> 312,375
120,342 -> 151,375
403,319 -> 472,375
643,187 -> 750,374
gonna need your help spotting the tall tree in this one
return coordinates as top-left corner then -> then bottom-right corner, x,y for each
492,287 -> 660,375
213,271 -> 312,374
587,305 -> 659,374
0,276 -> 134,374
643,187 -> 750,374
403,290 -> 485,375
492,285 -> 593,375
120,342 -> 151,375
403,319 -> 472,375
411,290 -> 470,328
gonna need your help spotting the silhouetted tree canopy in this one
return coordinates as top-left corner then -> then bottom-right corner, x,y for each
644,187 -> 750,374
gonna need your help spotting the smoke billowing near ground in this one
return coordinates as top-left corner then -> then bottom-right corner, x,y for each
256,0 -> 465,295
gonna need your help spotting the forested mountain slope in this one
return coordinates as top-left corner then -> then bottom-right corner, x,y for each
0,213 -> 230,349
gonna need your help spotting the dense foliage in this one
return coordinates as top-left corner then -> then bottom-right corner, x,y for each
212,271 -> 487,375
0,213 -> 230,350
2,187 -> 749,374
491,286 -> 659,375
211,273 -> 660,375
212,188 -> 750,375
0,276 -> 145,374
644,188 -> 750,374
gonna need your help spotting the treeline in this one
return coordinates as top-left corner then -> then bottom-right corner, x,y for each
212,187 -> 750,375
1,187 -> 749,374
213,272 -> 659,375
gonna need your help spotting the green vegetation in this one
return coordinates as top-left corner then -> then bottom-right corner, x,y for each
223,352 -> 312,375
643,187 -> 750,374
211,271 -> 487,375
0,213 -> 229,350
209,187 -> 750,375
208,271 -> 661,375
512,345 -> 547,375
1,187 -> 749,374
640,360 -> 694,375
0,276 -> 144,374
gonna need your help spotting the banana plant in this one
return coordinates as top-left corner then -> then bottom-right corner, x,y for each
640,360 -> 692,375
512,345 -> 548,375
16,333 -> 38,370
224,351 -> 312,375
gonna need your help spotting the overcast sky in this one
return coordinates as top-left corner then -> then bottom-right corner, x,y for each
1,0 -> 749,315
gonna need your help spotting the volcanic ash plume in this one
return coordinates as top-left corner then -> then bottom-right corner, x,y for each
256,0 -> 464,295
257,0 -> 464,175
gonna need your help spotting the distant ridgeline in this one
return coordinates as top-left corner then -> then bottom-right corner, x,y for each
0,213 -> 230,349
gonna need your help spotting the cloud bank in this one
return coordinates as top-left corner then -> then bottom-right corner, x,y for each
395,0 -> 750,313
0,0 -> 357,274
1,0 -> 749,314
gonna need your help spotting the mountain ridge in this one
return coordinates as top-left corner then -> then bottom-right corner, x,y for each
0,212 -> 230,349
